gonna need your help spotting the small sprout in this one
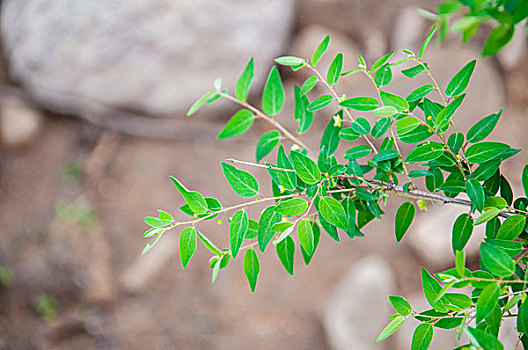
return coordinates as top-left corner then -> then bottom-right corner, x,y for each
290,144 -> 300,151
279,185 -> 286,193
417,199 -> 428,211
427,116 -> 433,120
217,219 -> 223,225
333,114 -> 343,127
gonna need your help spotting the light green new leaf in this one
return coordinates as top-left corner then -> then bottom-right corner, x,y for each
411,323 -> 433,350
465,142 -> 512,164
467,327 -> 504,350
276,236 -> 295,275
262,66 -> 285,116
339,97 -> 379,111
256,130 -> 281,163
374,65 -> 392,87
197,231 -> 223,255
466,110 -> 502,143
221,162 -> 259,197
452,213 -> 473,253
380,91 -> 409,112
275,198 -> 308,216
290,151 -> 321,185
476,283 -> 500,323
307,95 -> 333,112
301,76 -> 318,95
170,177 -> 209,215
480,242 -> 515,278
298,219 -> 315,255
274,56 -> 305,67
474,208 -> 500,225
243,248 -> 260,292
312,35 -> 330,67
395,117 -> 420,136
372,51 -> 395,72
217,109 -> 254,139
258,206 -> 282,252
235,58 -> 254,102
230,210 -> 248,259
377,316 -> 405,342
319,196 -> 348,230
407,85 -> 434,102
419,25 -> 437,59
395,202 -> 415,242
180,227 -> 197,268
320,114 -> 342,155
327,53 -> 343,85
186,91 -> 218,116
445,60 -> 476,97
496,215 -> 526,240
389,296 -> 412,316
465,179 -> 485,212
371,106 -> 398,117
455,250 -> 465,276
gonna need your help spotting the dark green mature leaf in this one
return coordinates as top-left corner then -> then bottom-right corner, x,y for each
243,248 -> 260,292
482,23 -> 514,56
372,150 -> 399,162
380,91 -> 409,112
262,66 -> 285,116
476,283 -> 500,323
452,213 -> 473,253
312,35 -> 330,67
448,132 -> 464,154
374,65 -> 392,87
395,202 -> 415,242
276,236 -> 295,275
389,296 -> 412,316
496,215 -> 526,240
308,95 -> 333,111
435,94 -> 466,131
319,196 -> 348,230
518,299 -> 528,333
180,227 -> 197,268
187,91 -> 218,116
221,162 -> 259,197
350,117 -> 371,135
275,198 -> 308,216
256,130 -> 281,162
377,316 -> 405,342
301,76 -> 318,95
523,165 -> 528,198
339,97 -> 380,111
445,60 -> 476,97
170,177 -> 209,215
480,242 -> 515,277
235,58 -> 254,102
466,110 -> 502,143
405,142 -> 444,163
407,85 -> 434,102
487,239 -> 522,257
372,117 -> 391,139
467,327 -> 504,350
290,151 -> 321,185
344,145 -> 372,160
294,85 -> 314,134
258,206 -> 282,252
320,115 -> 342,155
402,64 -> 426,78
400,125 -> 432,144
465,179 -> 485,212
298,218 -> 315,255
466,142 -> 512,164
277,145 -> 297,191
217,109 -> 254,139
411,323 -> 433,350
230,210 -> 248,258
339,128 -> 361,142
327,53 -> 343,85
419,25 -> 437,59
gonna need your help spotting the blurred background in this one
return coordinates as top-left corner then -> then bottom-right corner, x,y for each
0,0 -> 527,349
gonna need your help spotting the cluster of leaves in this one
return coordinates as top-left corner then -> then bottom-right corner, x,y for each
421,0 -> 528,56
143,26 -> 528,349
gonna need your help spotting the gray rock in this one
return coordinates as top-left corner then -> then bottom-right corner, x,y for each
324,255 -> 396,350
0,93 -> 43,148
0,0 -> 294,118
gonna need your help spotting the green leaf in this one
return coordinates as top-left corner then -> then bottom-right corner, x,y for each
395,202 -> 415,242
298,219 -> 314,255
482,23 -> 514,56
476,283 -> 500,323
274,56 -> 305,66
496,215 -> 526,240
235,58 -> 254,102
372,117 -> 391,138
276,236 -> 295,275
467,327 -> 504,350
487,239 -> 523,257
275,198 -> 308,216
480,242 -> 515,277
258,206 -> 282,252
144,210 -> 173,227
518,299 -> 528,333
445,60 -> 476,97
372,149 -> 399,162
402,64 -> 426,78
372,51 -> 395,72
389,296 -> 412,316
435,94 -> 465,131
371,106 -> 398,117
230,210 -> 248,259
246,219 -> 258,240
455,250 -> 465,276
277,145 -> 297,191
475,208 -> 501,225
466,142 -> 512,164
419,25 -> 436,59
357,53 -> 367,68
320,114 -> 342,155
452,213 -> 473,253
221,162 -> 259,197
380,91 -> 409,112
411,323 -> 433,350
301,222 -> 321,264
400,125 -> 432,144
290,151 -> 321,185
300,76 -> 318,95
405,142 -> 444,163
407,85 -> 434,102
350,117 -> 371,135
312,35 -> 330,67
211,258 -> 221,284
256,130 -> 280,163
327,53 -> 343,85
294,85 -> 314,134
421,267 -> 444,311
374,65 -> 392,87
395,117 -> 420,136
339,97 -> 379,111
186,91 -> 218,116
197,231 -> 223,255
179,227 -> 197,268
243,248 -> 260,292
217,109 -> 254,139
308,95 -> 333,112
344,145 -> 371,160
465,179 -> 485,212
466,110 -> 502,143
170,177 -> 209,215
339,128 -> 361,142
319,196 -> 348,230
523,165 -> 528,198
448,132 -> 464,154
377,316 -> 405,342
262,66 -> 285,116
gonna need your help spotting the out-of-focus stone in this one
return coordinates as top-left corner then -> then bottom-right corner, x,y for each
0,0 -> 295,118
0,94 -> 42,148
324,255 -> 396,350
